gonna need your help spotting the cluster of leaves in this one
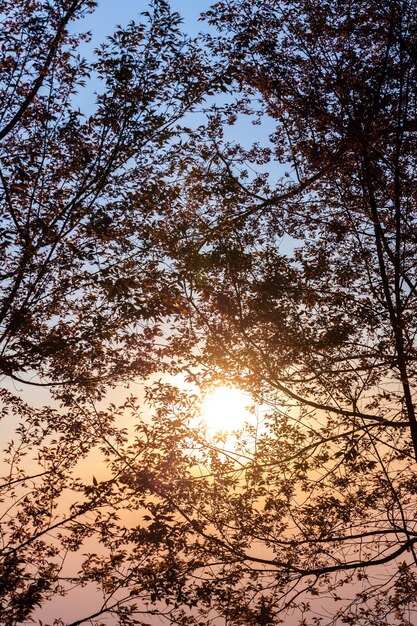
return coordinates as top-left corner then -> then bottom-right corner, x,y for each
3,0 -> 417,625
0,0 -> 209,401
132,0 -> 417,624
0,0 -> 210,623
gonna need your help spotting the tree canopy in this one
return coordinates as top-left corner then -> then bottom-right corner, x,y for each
2,1 -> 417,625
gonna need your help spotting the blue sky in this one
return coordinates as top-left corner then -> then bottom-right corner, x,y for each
77,0 -> 282,196
82,0 -> 211,42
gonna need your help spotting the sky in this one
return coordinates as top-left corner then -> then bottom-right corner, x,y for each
82,0 -> 211,42
74,0 -> 277,167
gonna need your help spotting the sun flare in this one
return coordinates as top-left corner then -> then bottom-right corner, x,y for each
201,386 -> 251,434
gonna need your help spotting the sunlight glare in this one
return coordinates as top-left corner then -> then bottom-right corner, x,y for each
201,386 -> 251,434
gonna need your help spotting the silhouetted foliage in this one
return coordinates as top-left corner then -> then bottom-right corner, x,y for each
0,1 -> 208,623
0,0 -> 204,400
3,1 -> 417,625
125,1 -> 417,624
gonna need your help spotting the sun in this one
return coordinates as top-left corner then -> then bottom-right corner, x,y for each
201,386 -> 252,434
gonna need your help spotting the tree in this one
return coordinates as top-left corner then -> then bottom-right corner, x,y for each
4,1 -> 417,625
0,1 -> 212,623
108,1 -> 417,624
0,0 -> 209,399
